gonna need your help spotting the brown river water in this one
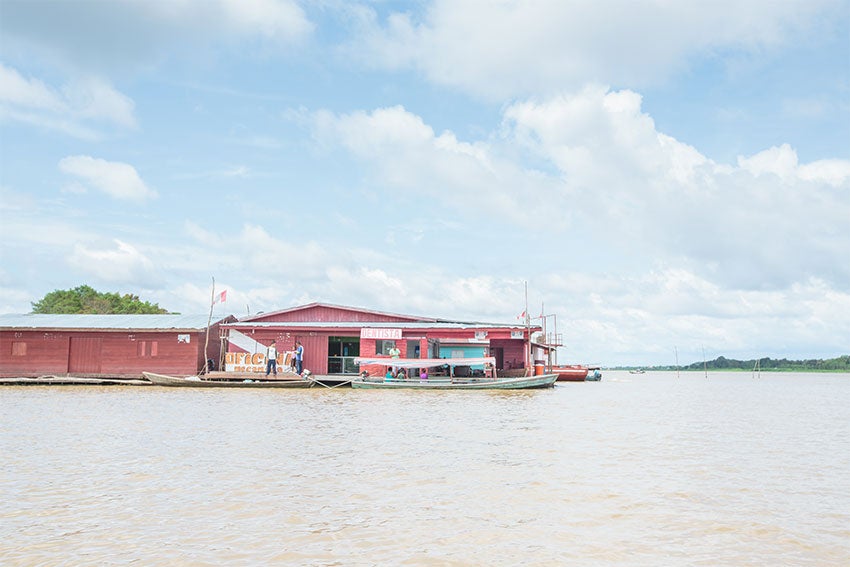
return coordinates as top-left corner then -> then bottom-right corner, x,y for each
1,371 -> 848,566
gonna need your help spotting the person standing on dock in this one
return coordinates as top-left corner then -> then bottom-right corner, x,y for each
294,340 -> 304,375
266,341 -> 278,376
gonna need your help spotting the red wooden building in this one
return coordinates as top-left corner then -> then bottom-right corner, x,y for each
220,303 -> 540,377
0,314 -> 233,378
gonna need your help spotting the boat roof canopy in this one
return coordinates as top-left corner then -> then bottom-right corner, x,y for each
354,357 -> 495,369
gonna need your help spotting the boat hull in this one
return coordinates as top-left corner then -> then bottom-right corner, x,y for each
143,372 -> 314,388
350,373 -> 558,390
552,365 -> 589,382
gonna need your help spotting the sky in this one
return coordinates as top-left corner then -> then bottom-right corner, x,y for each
1,0 -> 848,367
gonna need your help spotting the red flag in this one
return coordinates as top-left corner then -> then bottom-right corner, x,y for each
517,310 -> 526,320
214,290 -> 227,304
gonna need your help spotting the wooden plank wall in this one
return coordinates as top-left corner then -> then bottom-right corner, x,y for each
0,329 -> 205,377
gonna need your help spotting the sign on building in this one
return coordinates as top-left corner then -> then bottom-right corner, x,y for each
360,328 -> 403,339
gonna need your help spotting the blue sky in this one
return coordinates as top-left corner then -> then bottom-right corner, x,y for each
1,0 -> 848,366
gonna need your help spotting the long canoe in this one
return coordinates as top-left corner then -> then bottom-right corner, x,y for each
143,372 -> 314,388
350,373 -> 558,390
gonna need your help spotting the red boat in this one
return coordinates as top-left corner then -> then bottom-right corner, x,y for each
552,365 -> 589,382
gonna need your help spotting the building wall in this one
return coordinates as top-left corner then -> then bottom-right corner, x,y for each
224,331 -> 330,374
224,304 -> 536,376
0,328 -> 215,378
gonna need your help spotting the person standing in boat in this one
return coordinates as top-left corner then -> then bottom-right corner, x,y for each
294,340 -> 304,375
265,341 -> 278,377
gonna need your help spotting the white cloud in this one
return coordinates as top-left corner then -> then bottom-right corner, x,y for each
540,269 -> 850,366
313,86 -> 850,290
0,63 -> 136,137
506,89 -> 850,289
59,155 -> 156,201
312,105 -> 554,225
180,222 -> 328,282
343,0 -> 836,98
61,76 -> 136,128
221,0 -> 312,40
0,62 -> 64,111
736,143 -> 850,187
69,240 -> 157,284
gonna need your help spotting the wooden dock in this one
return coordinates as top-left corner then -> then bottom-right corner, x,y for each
0,375 -> 151,386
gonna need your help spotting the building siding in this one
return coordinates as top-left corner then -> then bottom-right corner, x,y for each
0,323 -> 226,378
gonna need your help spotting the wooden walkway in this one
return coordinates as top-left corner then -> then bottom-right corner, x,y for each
0,376 -> 150,386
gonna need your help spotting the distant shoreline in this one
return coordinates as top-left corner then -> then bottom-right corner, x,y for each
611,368 -> 849,373
613,355 -> 849,373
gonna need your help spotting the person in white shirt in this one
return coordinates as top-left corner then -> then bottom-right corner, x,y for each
266,341 -> 278,376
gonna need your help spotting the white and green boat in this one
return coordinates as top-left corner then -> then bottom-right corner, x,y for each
351,356 -> 557,390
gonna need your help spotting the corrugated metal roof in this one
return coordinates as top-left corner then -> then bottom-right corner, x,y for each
0,313 -> 229,330
224,321 -> 535,330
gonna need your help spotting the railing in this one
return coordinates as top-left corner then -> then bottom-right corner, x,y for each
542,332 -> 563,347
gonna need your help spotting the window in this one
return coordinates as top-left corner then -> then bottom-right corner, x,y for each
375,340 -> 396,355
11,342 -> 26,356
137,341 -> 159,358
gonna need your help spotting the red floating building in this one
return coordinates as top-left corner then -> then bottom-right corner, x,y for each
0,314 -> 233,378
221,303 -> 540,377
1,304 -> 548,379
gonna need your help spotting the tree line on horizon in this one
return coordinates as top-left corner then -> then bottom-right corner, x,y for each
31,285 -> 170,315
641,355 -> 850,372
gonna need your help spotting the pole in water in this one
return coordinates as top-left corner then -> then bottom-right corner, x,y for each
674,346 -> 679,379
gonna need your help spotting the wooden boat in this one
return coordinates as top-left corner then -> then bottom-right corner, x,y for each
351,356 -> 557,390
552,365 -> 589,382
629,369 -> 646,375
143,371 -> 315,388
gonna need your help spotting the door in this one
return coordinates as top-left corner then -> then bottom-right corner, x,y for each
68,337 -> 103,373
327,336 -> 360,374
492,347 -> 504,370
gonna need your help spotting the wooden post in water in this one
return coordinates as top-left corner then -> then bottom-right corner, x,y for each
702,345 -> 708,379
674,346 -> 680,379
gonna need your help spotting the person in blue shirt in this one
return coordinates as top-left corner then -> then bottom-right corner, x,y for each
294,340 -> 304,374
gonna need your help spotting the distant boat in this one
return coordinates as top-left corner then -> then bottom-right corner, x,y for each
629,369 -> 646,375
143,371 -> 315,388
351,356 -> 557,390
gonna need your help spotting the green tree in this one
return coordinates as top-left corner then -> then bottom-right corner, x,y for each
31,285 -> 170,314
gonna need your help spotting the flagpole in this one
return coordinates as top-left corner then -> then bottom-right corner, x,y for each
525,281 -> 530,374
204,276 -> 214,374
